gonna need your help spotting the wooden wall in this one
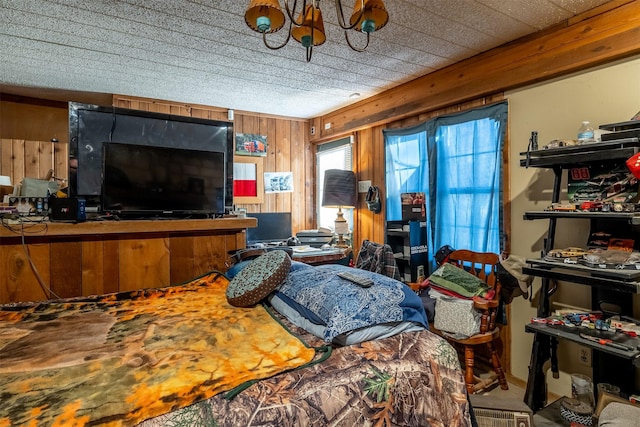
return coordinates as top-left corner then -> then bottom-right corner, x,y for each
0,219 -> 252,304
0,96 -> 315,235
0,138 -> 68,188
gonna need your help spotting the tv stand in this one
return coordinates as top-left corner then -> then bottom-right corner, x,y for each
0,217 -> 256,304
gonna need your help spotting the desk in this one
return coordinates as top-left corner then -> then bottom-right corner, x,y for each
0,217 -> 256,303
292,247 -> 351,266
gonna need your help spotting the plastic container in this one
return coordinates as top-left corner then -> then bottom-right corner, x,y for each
577,121 -> 595,143
571,373 -> 595,410
597,382 -> 620,397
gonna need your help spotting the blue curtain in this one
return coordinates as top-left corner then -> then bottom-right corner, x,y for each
383,122 -> 429,222
383,102 -> 507,270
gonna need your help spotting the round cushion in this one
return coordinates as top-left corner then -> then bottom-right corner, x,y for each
226,249 -> 291,307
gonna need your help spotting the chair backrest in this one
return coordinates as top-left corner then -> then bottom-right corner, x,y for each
447,249 -> 499,287
447,249 -> 501,332
355,239 -> 401,281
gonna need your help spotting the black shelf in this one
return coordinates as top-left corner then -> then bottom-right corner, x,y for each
524,258 -> 640,293
521,136 -> 640,412
523,211 -> 640,225
600,120 -> 640,132
525,323 -> 640,365
386,229 -> 409,236
519,138 -> 640,168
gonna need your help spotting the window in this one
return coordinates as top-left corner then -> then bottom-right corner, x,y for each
317,137 -> 353,231
384,102 -> 507,270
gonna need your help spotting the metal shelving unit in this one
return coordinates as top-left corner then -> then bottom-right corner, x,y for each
520,138 -> 640,412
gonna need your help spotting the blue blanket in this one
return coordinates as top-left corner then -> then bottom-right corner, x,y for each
276,263 -> 428,342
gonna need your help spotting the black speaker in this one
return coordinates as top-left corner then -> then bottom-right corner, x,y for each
49,197 -> 86,222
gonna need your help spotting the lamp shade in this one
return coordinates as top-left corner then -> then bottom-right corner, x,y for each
322,169 -> 357,208
244,0 -> 286,34
291,4 -> 326,47
0,175 -> 11,186
350,0 -> 389,33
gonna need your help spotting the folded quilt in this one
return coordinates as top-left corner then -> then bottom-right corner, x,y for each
428,263 -> 491,298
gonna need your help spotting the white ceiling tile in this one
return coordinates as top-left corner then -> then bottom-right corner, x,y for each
1,0 -> 614,118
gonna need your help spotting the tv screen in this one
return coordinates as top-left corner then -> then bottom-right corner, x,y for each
68,102 -> 233,209
246,212 -> 292,245
102,142 -> 225,216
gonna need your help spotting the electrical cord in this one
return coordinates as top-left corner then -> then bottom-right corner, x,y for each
1,215 -> 62,300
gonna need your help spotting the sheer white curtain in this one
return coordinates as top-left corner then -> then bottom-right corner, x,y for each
316,137 -> 353,231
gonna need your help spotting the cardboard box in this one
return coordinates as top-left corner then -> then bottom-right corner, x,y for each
401,192 -> 425,220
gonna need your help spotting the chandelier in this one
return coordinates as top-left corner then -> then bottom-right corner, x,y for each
244,0 -> 389,62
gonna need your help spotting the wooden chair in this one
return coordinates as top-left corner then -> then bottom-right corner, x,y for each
431,249 -> 508,394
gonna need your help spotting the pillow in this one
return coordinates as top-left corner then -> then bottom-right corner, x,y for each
269,293 -> 425,346
273,264 -> 428,343
226,250 -> 291,307
226,258 -> 311,279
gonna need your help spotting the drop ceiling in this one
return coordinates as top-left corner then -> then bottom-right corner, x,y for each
1,0 -> 613,118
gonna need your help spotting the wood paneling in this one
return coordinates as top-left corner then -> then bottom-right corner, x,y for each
118,236 -> 171,291
0,138 -> 68,190
82,239 -> 106,296
0,98 -> 69,143
1,239 -> 51,302
50,239 -> 83,298
0,218 -> 254,304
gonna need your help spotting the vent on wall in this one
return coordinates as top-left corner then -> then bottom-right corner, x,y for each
470,395 -> 533,427
473,407 -> 532,427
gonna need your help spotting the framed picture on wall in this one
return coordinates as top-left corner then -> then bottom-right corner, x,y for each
235,133 -> 267,156
233,156 -> 264,204
264,172 -> 294,193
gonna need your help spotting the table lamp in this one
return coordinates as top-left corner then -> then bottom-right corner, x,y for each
322,169 -> 357,248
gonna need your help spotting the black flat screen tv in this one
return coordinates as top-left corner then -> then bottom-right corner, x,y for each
68,102 -> 234,212
102,142 -> 225,217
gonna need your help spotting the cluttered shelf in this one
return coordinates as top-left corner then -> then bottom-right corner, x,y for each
520,137 -> 640,168
521,118 -> 640,413
523,258 -> 640,294
524,211 -> 640,225
525,322 -> 640,363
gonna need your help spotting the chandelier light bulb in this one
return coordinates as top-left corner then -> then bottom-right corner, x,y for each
256,16 -> 271,32
361,19 -> 375,33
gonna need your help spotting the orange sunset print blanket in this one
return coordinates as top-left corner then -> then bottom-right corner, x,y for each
0,272 -> 316,426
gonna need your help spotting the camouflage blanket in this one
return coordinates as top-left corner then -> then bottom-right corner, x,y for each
0,272 -> 316,427
139,312 -> 473,427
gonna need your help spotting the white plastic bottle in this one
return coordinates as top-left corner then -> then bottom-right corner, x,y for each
577,121 -> 595,143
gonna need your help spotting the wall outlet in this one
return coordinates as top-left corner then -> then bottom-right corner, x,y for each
358,180 -> 372,193
578,346 -> 591,366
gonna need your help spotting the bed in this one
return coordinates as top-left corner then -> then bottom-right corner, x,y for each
0,252 -> 474,427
